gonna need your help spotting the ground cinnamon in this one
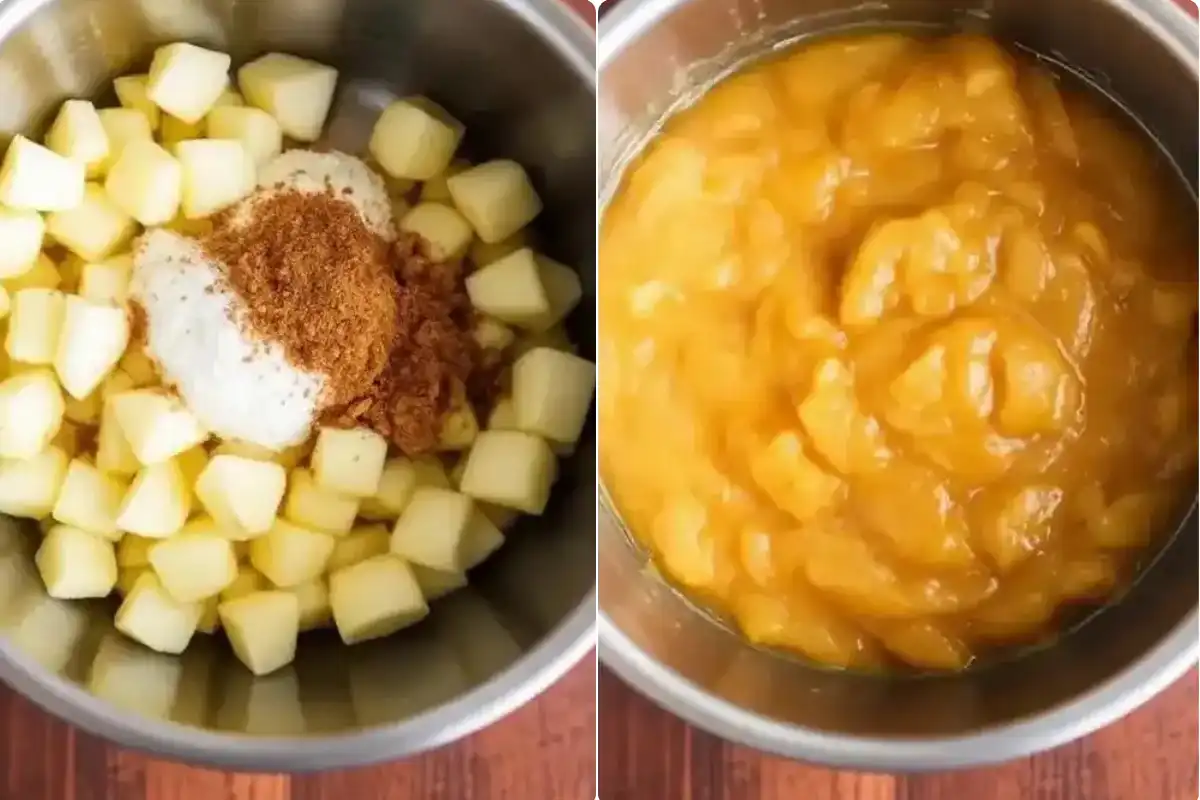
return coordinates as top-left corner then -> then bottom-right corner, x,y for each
203,190 -> 399,411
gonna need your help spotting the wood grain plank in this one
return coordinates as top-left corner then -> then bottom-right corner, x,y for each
599,667 -> 1199,800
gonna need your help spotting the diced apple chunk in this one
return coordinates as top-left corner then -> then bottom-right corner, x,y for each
95,396 -> 138,476
175,139 -> 256,219
104,140 -> 181,225
0,135 -> 85,211
212,88 -> 244,108
194,454 -> 286,536
511,347 -> 595,446
284,468 -> 359,535
447,160 -> 542,243
438,400 -> 479,451
96,108 -> 153,175
110,389 -> 208,464
473,317 -> 515,351
411,564 -> 467,601
400,202 -> 473,261
470,232 -> 527,269
45,184 -> 137,262
292,578 -> 332,631
358,456 -> 447,521
421,159 -> 470,203
329,554 -> 428,644
196,597 -> 221,634
0,445 -> 68,518
221,564 -> 267,602
45,100 -> 109,175
0,369 -> 63,458
311,426 -> 387,498
0,207 -> 44,279
465,248 -> 551,328
238,53 -> 338,142
149,533 -> 237,602
389,487 -> 474,572
158,114 -> 203,146
115,572 -> 201,654
459,430 -> 556,514
147,43 -> 232,124
205,106 -> 283,166
36,524 -> 117,598
7,288 -> 65,365
369,98 -> 464,181
78,255 -> 133,305
114,75 -> 161,130
461,508 -> 505,570
54,295 -> 130,400
210,438 -> 276,462
3,253 -> 60,293
51,458 -> 126,538
326,524 -> 391,572
115,459 -> 191,537
218,590 -> 299,675
488,397 -> 518,430
529,256 -> 583,332
116,534 -> 155,568
249,519 -> 335,588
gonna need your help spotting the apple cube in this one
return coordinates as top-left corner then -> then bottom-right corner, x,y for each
205,106 -> 282,166
482,501 -> 521,533
54,295 -> 130,400
291,578 -> 332,631
438,402 -> 479,451
2,253 -> 60,293
488,397 -> 518,430
0,369 -> 63,457
0,135 -> 85,211
116,534 -> 155,568
470,231 -> 528,269
311,426 -> 387,498
0,207 -> 44,279
36,524 -> 117,598
465,248 -> 551,327
461,507 -> 505,570
115,566 -> 146,596
358,457 -> 442,521
421,159 -> 470,203
51,458 -> 126,538
148,533 -> 237,602
389,488 -> 473,572
447,160 -> 542,243
7,288 -> 65,366
196,597 -> 221,634
237,53 -> 338,142
95,396 -> 138,476
511,347 -> 595,446
210,438 -> 276,462
400,202 -> 473,261
146,43 -> 232,124
194,454 -> 286,535
368,97 -> 464,181
411,564 -> 467,601
212,88 -> 244,108
110,389 -> 208,464
118,347 -> 157,389
0,445 -> 68,518
113,75 -> 160,130
104,140 -> 181,226
221,563 -> 268,602
473,317 -> 515,352
158,114 -> 203,146
115,459 -> 191,537
329,554 -> 428,644
218,590 -> 299,675
459,430 -> 556,514
45,184 -> 137,262
175,138 -> 256,219
284,468 -> 359,535
115,571 -> 201,654
326,524 -> 391,572
176,445 -> 208,484
530,256 -> 583,332
249,519 -> 335,588
96,108 -> 154,175
45,99 -> 110,175
78,255 -> 133,305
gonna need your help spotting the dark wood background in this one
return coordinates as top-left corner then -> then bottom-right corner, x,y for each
599,668 -> 1199,800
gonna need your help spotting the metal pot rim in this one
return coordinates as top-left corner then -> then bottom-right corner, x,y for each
597,0 -> 1198,771
0,0 -> 597,773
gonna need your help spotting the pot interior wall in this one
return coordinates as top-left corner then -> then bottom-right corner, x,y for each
599,0 -> 1197,739
0,0 -> 596,740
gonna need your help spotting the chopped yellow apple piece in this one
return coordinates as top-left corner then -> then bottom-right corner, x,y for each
45,99 -> 110,175
0,445 -> 68,518
78,255 -> 134,305
511,347 -> 595,446
0,207 -> 44,279
326,524 -> 391,572
115,459 -> 191,538
447,159 -> 542,243
116,534 -> 155,568
0,135 -> 85,211
221,563 -> 268,602
249,519 -> 335,588
45,184 -> 136,262
0,369 -> 64,458
149,533 -> 237,602
411,564 -> 467,601
96,108 -> 154,175
311,426 -> 387,498
146,43 -> 233,124
400,202 -> 474,261
291,578 -> 332,631
368,97 -> 464,181
36,524 -> 117,598
175,138 -> 256,219
218,590 -> 299,675
465,248 -> 551,327
205,106 -> 283,166
194,454 -> 287,536
115,572 -> 201,654
113,75 -> 161,130
110,389 -> 208,464
283,468 -> 359,535
7,288 -> 65,365
104,140 -> 181,225
95,394 -> 139,476
329,554 -> 428,644
54,295 -> 130,400
237,53 -> 338,142
458,430 -> 556,514
389,487 -> 474,572
51,458 -> 126,539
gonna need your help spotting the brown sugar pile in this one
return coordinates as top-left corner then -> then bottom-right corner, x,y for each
202,191 -> 485,454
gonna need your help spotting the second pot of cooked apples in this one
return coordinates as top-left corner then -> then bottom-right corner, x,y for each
0,0 -> 596,772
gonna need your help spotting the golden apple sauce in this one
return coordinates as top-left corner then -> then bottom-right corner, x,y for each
598,33 -> 1198,671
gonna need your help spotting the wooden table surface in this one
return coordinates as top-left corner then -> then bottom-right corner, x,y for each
0,657 -> 597,800
599,667 -> 1199,800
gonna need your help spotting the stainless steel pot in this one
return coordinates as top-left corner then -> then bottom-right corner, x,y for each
0,0 -> 596,773
598,0 -> 1197,772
